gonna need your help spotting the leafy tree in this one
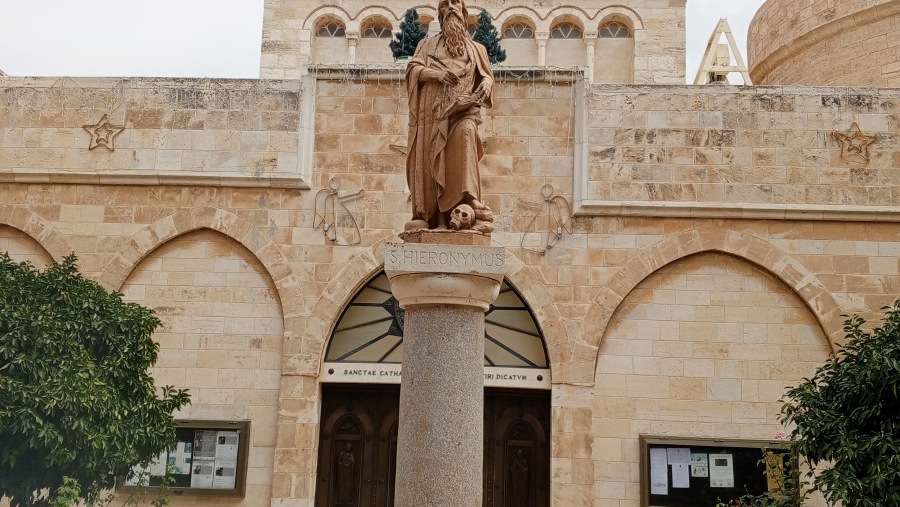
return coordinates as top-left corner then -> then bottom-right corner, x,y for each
780,302 -> 900,506
389,8 -> 428,59
0,254 -> 190,507
472,10 -> 506,64
715,446 -> 807,507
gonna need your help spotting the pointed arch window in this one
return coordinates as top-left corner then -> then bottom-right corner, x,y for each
550,23 -> 582,39
503,23 -> 534,39
317,21 -> 346,37
323,272 -> 549,388
362,20 -> 392,38
599,21 -> 631,38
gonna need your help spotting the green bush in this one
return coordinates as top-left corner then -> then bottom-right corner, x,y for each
0,254 -> 190,506
780,302 -> 900,506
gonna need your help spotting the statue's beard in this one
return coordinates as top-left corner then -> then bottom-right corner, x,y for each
441,11 -> 467,58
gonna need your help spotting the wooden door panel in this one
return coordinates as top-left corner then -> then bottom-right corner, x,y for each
317,386 -> 398,507
486,390 -> 551,507
317,385 -> 549,507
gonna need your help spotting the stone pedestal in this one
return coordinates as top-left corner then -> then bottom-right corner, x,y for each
385,241 -> 505,507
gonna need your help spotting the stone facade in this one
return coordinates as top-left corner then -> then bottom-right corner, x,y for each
260,0 -> 686,85
2,1 -> 899,506
5,65 -> 900,504
748,0 -> 900,86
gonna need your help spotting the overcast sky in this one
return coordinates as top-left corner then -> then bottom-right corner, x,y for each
0,0 -> 767,83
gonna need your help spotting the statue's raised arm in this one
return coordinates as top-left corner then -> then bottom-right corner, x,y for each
404,0 -> 495,235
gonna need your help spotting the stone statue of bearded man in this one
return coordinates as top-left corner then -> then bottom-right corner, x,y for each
404,0 -> 495,234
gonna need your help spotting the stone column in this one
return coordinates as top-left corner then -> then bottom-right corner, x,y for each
536,32 -> 549,66
386,238 -> 505,507
346,32 -> 359,64
584,34 -> 597,83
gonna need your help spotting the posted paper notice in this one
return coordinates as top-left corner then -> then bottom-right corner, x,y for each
667,448 -> 691,465
672,463 -> 690,488
650,448 -> 669,495
709,453 -> 735,488
690,453 -> 709,478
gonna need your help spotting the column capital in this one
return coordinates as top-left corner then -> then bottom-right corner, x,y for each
385,242 -> 505,311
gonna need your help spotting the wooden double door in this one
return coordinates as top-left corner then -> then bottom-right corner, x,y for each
316,384 -> 550,507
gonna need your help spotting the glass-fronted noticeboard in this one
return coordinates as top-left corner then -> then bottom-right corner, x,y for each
120,420 -> 249,497
640,435 -> 793,507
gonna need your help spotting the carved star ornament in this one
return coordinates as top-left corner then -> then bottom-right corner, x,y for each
832,122 -> 877,165
82,114 -> 125,151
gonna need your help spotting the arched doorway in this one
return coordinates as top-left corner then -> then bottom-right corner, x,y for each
317,272 -> 551,507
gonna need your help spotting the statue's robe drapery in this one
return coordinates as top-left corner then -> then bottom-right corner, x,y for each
406,36 -> 495,227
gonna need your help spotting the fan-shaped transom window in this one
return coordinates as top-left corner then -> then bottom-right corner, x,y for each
503,23 -> 534,39
323,272 -> 549,388
599,21 -> 631,38
363,21 -> 392,38
551,22 -> 582,39
317,21 -> 346,37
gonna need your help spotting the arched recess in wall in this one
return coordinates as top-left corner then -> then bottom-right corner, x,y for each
591,251 -> 834,496
0,225 -> 55,267
501,15 -> 538,66
357,14 -> 395,64
595,16 -> 634,84
119,228 -> 284,500
585,230 -> 845,387
547,14 -> 586,68
0,206 -> 73,263
312,14 -> 350,64
98,207 -> 298,322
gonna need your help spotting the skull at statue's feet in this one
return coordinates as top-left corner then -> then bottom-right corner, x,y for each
450,204 -> 474,231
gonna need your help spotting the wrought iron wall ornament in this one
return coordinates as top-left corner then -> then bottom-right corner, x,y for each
314,178 -> 364,246
518,184 -> 572,255
82,114 -> 125,151
832,122 -> 877,165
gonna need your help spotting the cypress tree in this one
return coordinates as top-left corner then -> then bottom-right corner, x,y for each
472,10 -> 506,64
390,8 -> 428,59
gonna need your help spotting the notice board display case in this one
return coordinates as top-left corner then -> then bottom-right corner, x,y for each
119,420 -> 250,497
640,435 -> 792,507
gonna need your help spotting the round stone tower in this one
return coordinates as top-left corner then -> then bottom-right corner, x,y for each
748,0 -> 900,86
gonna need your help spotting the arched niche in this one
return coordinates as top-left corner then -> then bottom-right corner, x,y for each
547,15 -> 586,68
591,251 -> 832,504
0,225 -> 54,268
595,17 -> 634,84
501,15 -> 538,66
312,14 -> 350,64
320,271 -> 551,390
119,229 -> 284,502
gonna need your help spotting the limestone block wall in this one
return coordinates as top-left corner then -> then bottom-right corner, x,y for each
2,73 -> 900,506
583,85 -> 900,216
748,0 -> 900,86
0,77 -> 310,187
260,0 -> 685,84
